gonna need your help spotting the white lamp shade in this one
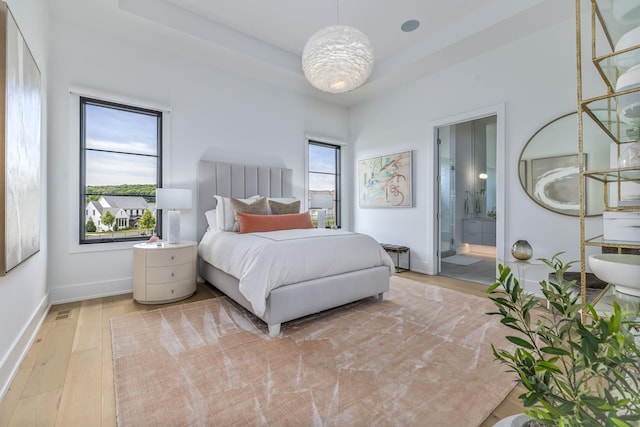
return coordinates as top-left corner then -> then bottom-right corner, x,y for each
155,188 -> 192,210
302,25 -> 374,94
310,193 -> 333,209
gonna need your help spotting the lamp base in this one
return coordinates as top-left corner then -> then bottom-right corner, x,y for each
167,210 -> 181,244
317,209 -> 326,229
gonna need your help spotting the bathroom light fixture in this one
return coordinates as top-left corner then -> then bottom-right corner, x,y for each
155,188 -> 192,244
301,2 -> 374,93
479,173 -> 488,199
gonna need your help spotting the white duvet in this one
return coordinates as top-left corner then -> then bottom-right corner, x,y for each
198,228 -> 394,317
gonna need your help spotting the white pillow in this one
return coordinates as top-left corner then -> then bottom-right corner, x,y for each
214,195 -> 261,231
266,197 -> 297,214
205,209 -> 217,231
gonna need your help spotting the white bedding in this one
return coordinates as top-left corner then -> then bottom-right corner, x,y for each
198,228 -> 394,317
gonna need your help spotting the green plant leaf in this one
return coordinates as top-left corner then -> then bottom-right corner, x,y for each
536,361 -> 563,373
506,336 -> 535,349
610,418 -> 634,427
486,282 -> 501,293
500,317 -> 517,325
540,346 -> 571,356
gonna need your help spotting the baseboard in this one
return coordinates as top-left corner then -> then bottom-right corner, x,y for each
49,277 -> 133,304
0,294 -> 50,401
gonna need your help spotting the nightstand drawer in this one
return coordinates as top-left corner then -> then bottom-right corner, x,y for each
146,263 -> 194,284
146,246 -> 193,267
145,279 -> 195,302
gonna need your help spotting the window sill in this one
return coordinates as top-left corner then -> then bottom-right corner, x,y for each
68,239 -> 148,254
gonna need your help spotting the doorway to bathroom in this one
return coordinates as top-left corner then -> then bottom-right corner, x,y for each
436,115 -> 498,285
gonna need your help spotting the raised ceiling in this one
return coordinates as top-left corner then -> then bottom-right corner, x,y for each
50,0 -> 573,106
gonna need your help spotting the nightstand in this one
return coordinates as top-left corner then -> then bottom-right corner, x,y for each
133,240 -> 197,304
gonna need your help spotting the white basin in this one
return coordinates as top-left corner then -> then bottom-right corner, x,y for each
589,254 -> 640,297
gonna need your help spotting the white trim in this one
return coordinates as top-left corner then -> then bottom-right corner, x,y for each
304,132 -> 347,146
49,277 -> 133,305
68,85 -> 172,112
0,294 -> 50,401
429,103 -> 506,275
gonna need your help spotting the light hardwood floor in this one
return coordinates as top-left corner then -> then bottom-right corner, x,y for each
0,273 -> 524,426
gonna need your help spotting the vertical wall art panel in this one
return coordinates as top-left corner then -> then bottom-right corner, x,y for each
0,3 -> 41,275
358,150 -> 412,208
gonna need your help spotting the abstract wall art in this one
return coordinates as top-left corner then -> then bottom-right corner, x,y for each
358,150 -> 412,208
530,153 -> 585,216
0,3 -> 42,275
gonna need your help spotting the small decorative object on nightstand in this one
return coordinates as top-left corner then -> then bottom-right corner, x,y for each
133,240 -> 197,304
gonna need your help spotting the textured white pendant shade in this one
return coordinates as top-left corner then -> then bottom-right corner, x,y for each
302,25 -> 374,94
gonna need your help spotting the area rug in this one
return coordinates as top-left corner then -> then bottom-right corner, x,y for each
111,276 -> 516,426
442,254 -> 483,266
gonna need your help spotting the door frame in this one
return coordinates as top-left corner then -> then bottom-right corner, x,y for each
430,104 -> 506,274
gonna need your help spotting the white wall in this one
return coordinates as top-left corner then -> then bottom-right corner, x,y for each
350,16 -> 603,292
0,0 -> 50,399
46,14 -> 349,303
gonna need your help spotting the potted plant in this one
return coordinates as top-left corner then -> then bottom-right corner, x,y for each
487,252 -> 640,426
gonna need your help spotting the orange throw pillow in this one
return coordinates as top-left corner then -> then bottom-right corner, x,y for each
237,212 -> 314,233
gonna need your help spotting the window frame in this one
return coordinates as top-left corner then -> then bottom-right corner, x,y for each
308,140 -> 342,228
79,96 -> 163,245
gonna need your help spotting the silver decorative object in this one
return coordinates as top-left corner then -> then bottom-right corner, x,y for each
511,240 -> 533,261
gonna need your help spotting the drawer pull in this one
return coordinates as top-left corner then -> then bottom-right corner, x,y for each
171,272 -> 174,277
171,256 -> 175,260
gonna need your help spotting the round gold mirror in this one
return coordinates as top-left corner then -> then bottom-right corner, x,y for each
519,112 -> 610,216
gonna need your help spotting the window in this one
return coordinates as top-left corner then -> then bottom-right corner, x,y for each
80,97 -> 162,244
308,141 -> 341,228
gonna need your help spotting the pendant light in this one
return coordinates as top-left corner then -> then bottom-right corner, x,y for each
301,1 -> 374,93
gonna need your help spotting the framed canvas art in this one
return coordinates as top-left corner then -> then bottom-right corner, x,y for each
358,150 -> 412,208
0,3 -> 42,275
530,154 -> 585,216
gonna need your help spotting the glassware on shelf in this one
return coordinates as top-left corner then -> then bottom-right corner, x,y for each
619,141 -> 640,167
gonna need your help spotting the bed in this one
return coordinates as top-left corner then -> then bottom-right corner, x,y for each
197,160 -> 394,337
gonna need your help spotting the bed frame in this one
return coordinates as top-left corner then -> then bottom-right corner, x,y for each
197,160 -> 390,336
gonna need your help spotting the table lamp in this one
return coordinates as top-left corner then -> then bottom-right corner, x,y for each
155,188 -> 192,244
310,193 -> 333,229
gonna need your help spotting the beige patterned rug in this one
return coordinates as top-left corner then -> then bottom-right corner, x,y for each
111,276 -> 516,426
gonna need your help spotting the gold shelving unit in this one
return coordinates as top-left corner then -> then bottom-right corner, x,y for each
577,0 -> 640,316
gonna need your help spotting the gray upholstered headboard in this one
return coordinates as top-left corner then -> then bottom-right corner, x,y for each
197,161 -> 294,241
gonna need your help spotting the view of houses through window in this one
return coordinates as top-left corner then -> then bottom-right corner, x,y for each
80,97 -> 162,244
308,141 -> 341,228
